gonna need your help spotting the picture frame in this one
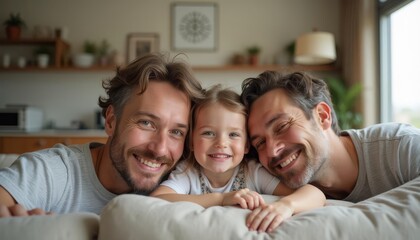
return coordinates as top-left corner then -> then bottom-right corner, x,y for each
126,33 -> 160,63
171,2 -> 218,51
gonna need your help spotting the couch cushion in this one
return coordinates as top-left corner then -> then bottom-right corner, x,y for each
0,154 -> 18,168
99,179 -> 420,240
98,195 -> 350,240
0,212 -> 99,240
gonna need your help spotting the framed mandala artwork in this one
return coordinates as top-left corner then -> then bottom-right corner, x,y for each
171,2 -> 218,51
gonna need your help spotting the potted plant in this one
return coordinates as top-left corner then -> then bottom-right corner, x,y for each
73,40 -> 97,68
34,46 -> 50,68
247,45 -> 261,65
284,41 -> 295,64
3,13 -> 26,40
98,39 -> 110,66
325,77 -> 363,129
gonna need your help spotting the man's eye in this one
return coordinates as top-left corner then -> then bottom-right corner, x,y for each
275,122 -> 291,135
254,139 -> 266,150
138,120 -> 152,128
171,129 -> 185,137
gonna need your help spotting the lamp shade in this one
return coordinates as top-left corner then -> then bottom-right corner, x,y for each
294,32 -> 336,65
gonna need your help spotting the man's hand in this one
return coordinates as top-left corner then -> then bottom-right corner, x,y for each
222,188 -> 265,210
0,204 -> 49,218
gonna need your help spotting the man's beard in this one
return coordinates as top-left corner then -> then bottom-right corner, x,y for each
275,151 -> 320,189
109,131 -> 174,195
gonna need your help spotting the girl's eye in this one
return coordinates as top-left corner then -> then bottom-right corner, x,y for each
201,131 -> 215,136
229,132 -> 241,138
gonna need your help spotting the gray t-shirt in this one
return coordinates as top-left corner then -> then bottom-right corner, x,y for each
341,123 -> 420,202
0,143 -> 116,214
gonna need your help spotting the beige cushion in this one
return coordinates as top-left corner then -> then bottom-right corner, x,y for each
98,194 -> 350,240
0,154 -> 18,168
99,179 -> 420,240
0,212 -> 99,240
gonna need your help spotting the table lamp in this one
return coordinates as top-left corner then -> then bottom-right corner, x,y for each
294,31 -> 336,65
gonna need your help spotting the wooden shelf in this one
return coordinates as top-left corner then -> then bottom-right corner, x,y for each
0,37 -> 70,68
0,38 -> 66,45
0,64 -> 337,73
1,38 -> 337,73
193,64 -> 338,72
0,65 -> 116,72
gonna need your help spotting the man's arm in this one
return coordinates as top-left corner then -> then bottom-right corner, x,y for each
0,186 -> 16,207
0,186 -> 47,217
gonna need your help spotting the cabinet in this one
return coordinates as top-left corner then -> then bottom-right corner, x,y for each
0,37 -> 70,68
0,134 -> 107,154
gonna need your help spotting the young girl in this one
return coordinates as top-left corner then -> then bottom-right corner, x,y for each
151,84 -> 325,232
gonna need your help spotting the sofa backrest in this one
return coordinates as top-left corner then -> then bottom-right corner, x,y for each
0,154 -> 18,168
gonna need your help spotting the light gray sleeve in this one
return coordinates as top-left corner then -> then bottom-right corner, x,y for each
0,151 -> 68,211
399,133 -> 420,180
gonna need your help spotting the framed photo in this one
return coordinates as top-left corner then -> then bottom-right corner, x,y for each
126,33 -> 160,63
171,2 -> 218,51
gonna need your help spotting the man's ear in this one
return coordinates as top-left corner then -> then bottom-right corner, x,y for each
315,102 -> 332,130
104,106 -> 116,136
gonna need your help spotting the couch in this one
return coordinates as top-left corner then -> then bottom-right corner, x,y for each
1,154 -> 420,240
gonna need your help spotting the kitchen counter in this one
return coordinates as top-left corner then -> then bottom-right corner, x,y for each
0,129 -> 107,137
0,130 -> 108,154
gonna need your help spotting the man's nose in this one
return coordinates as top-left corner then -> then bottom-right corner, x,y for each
265,138 -> 284,158
147,131 -> 169,157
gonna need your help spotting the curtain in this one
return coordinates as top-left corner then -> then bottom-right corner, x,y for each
341,0 -> 379,126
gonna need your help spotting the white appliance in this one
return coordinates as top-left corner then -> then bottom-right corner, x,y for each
0,106 -> 44,132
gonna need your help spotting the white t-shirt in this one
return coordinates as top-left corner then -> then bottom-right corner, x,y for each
160,159 -> 280,195
0,143 -> 116,214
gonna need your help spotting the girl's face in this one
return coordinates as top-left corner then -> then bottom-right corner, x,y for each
192,102 -> 249,177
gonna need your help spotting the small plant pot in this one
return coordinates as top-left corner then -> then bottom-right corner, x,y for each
17,57 -> 26,68
36,54 -> 49,68
6,26 -> 21,40
249,55 -> 259,65
73,53 -> 95,68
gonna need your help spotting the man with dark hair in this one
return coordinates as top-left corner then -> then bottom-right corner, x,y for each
241,71 -> 420,201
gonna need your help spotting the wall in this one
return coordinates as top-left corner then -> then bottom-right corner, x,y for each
0,0 -> 341,129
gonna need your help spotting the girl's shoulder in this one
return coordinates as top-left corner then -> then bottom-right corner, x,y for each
244,158 -> 261,169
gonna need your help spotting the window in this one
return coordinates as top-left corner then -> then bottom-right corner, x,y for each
380,0 -> 420,127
